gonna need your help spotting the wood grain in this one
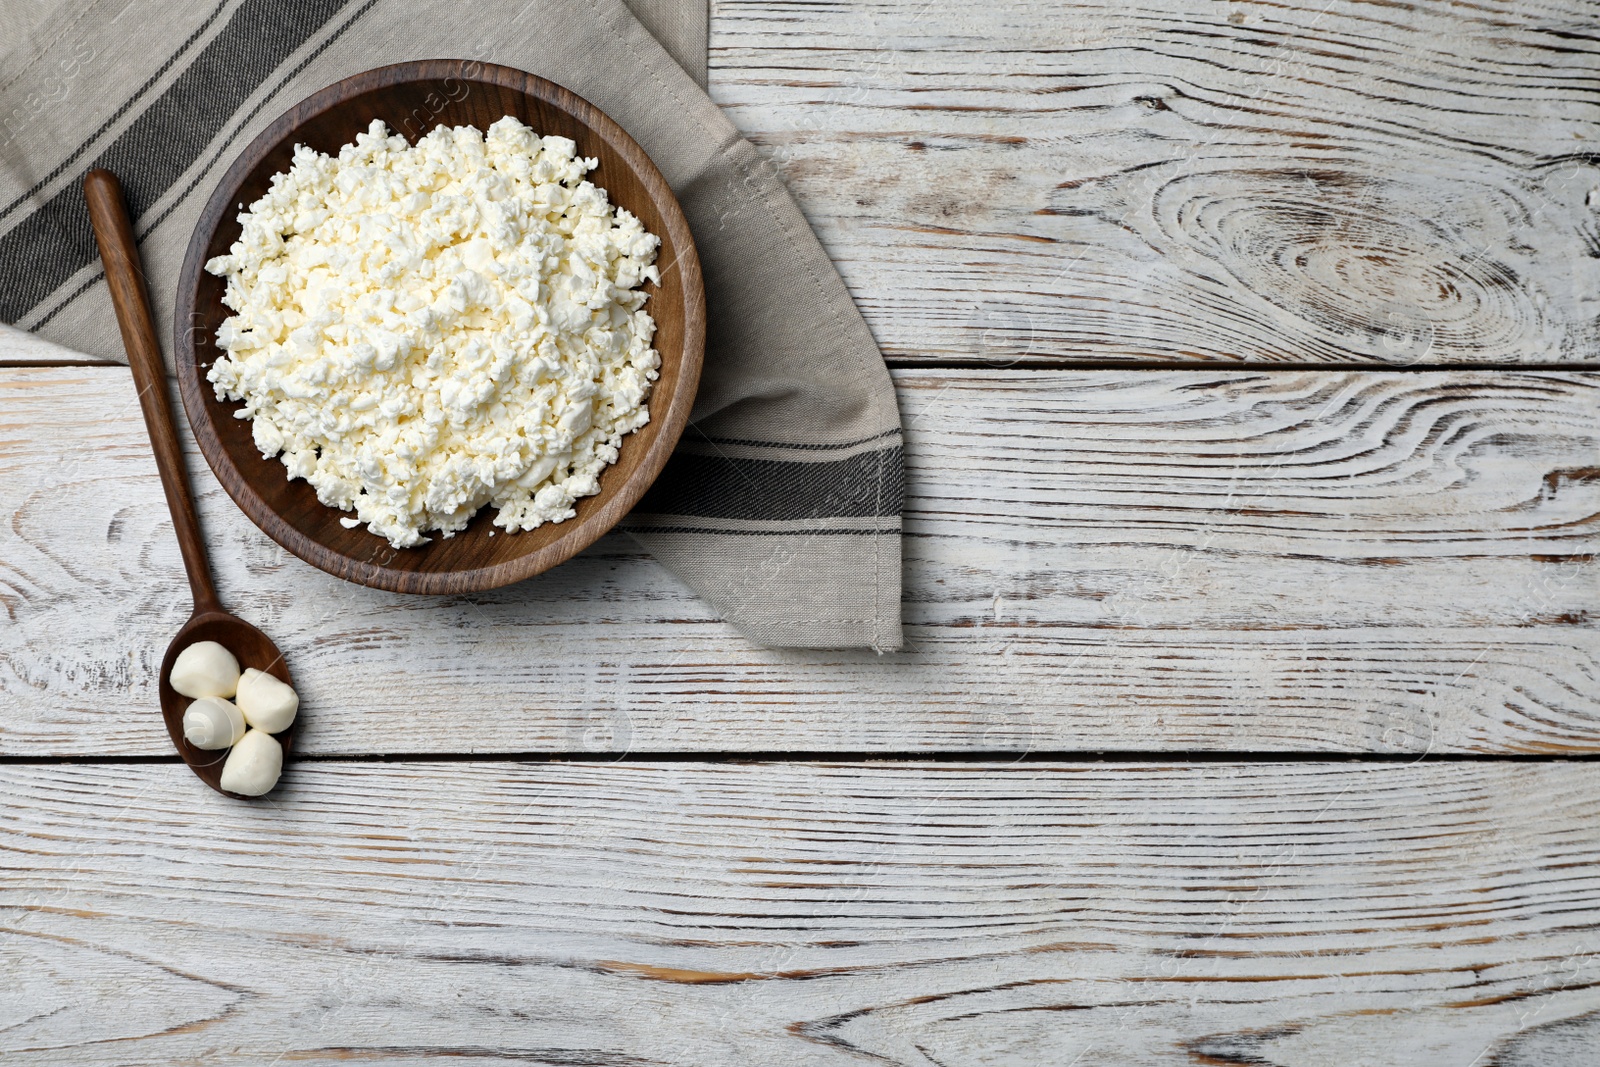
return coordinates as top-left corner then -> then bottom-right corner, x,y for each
6,760 -> 1600,1065
709,0 -> 1600,365
175,59 -> 705,594
4,364 -> 1595,756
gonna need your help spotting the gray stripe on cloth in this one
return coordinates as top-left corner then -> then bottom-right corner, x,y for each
0,0 -> 351,323
621,519 -> 901,535
22,0 -> 381,333
634,446 -> 904,521
0,0 -> 233,226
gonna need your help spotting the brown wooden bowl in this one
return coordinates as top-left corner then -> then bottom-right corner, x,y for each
175,60 -> 704,594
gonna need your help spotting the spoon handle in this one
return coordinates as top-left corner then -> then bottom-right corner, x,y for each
84,169 -> 221,615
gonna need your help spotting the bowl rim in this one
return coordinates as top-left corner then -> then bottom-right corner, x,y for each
174,59 -> 705,594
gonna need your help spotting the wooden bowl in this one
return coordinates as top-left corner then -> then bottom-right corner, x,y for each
175,60 -> 704,594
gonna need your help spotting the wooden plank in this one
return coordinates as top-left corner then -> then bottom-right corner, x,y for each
3,365 -> 1596,755
6,759 -> 1600,1064
8,1 -> 1594,372
710,0 -> 1600,365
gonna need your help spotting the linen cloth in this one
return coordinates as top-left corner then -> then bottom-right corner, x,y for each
0,0 -> 904,650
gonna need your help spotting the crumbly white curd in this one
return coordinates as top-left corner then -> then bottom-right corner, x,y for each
205,117 -> 660,548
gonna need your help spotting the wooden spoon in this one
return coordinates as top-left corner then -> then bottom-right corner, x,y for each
84,169 -> 295,798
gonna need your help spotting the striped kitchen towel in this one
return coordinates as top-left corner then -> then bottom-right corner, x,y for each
0,0 -> 903,650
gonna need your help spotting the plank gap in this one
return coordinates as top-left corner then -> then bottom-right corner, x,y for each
10,358 -> 1600,373
4,750 -> 1600,766
887,358 -> 1600,373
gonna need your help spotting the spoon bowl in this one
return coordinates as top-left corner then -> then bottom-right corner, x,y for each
159,611 -> 295,798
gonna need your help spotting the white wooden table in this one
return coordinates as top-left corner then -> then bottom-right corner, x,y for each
4,1 -> 1599,1062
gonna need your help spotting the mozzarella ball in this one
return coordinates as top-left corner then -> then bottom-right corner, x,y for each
182,697 -> 246,750
235,668 -> 299,732
170,641 -> 240,699
220,729 -> 283,796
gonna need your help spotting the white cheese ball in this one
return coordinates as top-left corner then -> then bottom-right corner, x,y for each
183,697 -> 246,750
220,729 -> 283,796
236,667 -> 299,732
170,641 -> 241,699
204,117 -> 661,549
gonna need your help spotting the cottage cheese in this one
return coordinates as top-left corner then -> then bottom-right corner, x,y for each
205,117 -> 660,548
